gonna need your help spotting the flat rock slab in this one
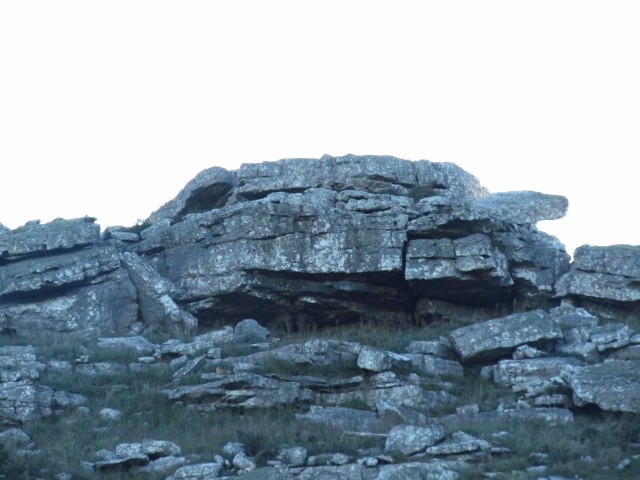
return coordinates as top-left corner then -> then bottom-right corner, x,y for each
384,425 -> 446,456
562,360 -> 640,413
449,310 -> 562,362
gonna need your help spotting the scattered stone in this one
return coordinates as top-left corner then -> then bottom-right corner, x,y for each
512,345 -> 545,359
589,323 -> 632,352
406,354 -> 464,378
449,310 -> 562,362
233,452 -> 257,471
377,398 -> 427,426
0,428 -> 35,453
99,408 -> 122,421
425,431 -> 492,455
94,455 -> 150,472
563,360 -> 640,412
297,463 -> 368,480
307,452 -> 352,467
169,462 -> 224,480
138,455 -> 188,474
375,461 -> 460,480
406,340 -> 456,359
48,360 -> 73,371
97,336 -> 157,355
455,404 -> 480,416
617,458 -> 632,470
222,442 -> 246,458
296,406 -> 384,432
172,355 -> 206,380
357,347 -> 409,372
384,425 -> 446,456
278,446 -> 307,467
235,319 -> 271,342
75,362 -> 127,376
0,345 -> 44,382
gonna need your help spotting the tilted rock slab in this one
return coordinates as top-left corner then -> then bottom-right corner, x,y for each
0,218 -> 197,336
449,310 -> 562,362
562,360 -> 640,413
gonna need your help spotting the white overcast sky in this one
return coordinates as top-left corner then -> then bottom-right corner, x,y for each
1,1 -> 639,255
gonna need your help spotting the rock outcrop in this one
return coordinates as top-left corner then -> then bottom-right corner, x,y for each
125,155 -> 570,330
4,154 -> 640,480
0,218 -> 195,336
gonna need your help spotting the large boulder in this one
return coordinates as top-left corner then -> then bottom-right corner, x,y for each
449,310 -> 562,362
562,360 -> 640,413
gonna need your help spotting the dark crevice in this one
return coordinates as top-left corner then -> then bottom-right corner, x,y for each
237,187 -> 309,202
0,243 -> 99,265
177,183 -> 234,217
0,277 -> 107,303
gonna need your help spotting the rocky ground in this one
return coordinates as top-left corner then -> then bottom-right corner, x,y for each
3,312 -> 640,479
2,155 -> 640,479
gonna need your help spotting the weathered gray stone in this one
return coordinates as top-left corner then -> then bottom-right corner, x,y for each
0,427 -> 34,451
0,223 -> 9,234
0,217 -> 99,260
449,310 -> 562,362
588,323 -> 632,352
0,259 -> 138,337
172,354 -> 206,380
233,467 -> 290,480
0,345 -> 44,382
512,345 -> 545,359
94,455 -> 150,472
99,408 -> 122,421
138,455 -> 188,474
406,340 -> 456,359
97,336 -> 157,355
75,362 -> 127,376
165,372 -> 304,410
608,344 -> 640,361
160,327 -> 235,357
307,452 -> 352,466
103,229 -> 140,243
147,166 -> 236,225
376,398 -> 427,426
234,319 -> 271,342
426,431 -> 491,455
471,191 -> 568,225
0,380 -> 55,423
406,354 -> 464,378
233,452 -> 257,471
295,406 -> 384,432
297,463 -> 369,480
562,361 -> 640,412
405,234 -> 513,305
493,358 -> 581,387
357,347 -> 409,372
170,462 -> 223,479
384,425 -> 446,456
121,252 -> 197,334
556,245 -> 640,305
222,441 -> 246,458
375,461 -> 459,480
493,227 -> 570,305
278,446 -> 308,467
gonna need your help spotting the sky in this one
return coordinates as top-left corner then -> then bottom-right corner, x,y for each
1,1 -> 639,256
